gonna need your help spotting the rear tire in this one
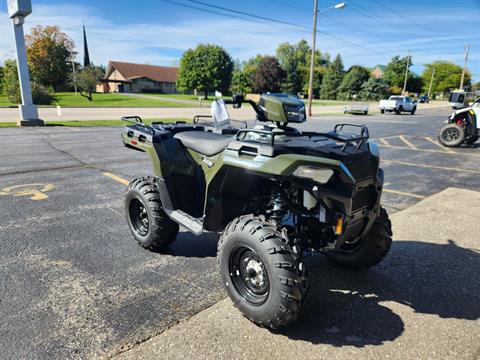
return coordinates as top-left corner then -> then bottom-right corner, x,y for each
326,207 -> 392,269
411,107 -> 416,115
218,215 -> 308,329
438,124 -> 465,147
125,177 -> 178,251
380,109 -> 385,114
395,106 -> 402,115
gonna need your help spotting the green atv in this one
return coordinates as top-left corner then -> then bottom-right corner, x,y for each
121,94 -> 392,328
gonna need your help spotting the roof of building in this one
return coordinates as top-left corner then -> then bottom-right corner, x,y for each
106,61 -> 178,83
373,64 -> 387,72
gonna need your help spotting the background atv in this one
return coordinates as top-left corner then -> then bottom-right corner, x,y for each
439,97 -> 480,147
121,94 -> 392,328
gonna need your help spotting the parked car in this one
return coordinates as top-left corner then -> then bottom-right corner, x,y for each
379,96 -> 417,115
418,95 -> 429,103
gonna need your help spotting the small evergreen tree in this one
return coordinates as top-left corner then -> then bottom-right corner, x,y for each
358,77 -> 390,100
337,65 -> 370,100
319,54 -> 344,100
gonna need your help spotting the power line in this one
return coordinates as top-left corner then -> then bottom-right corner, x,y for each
348,1 -> 411,34
368,0 -> 437,34
160,0 -> 267,26
183,0 -> 389,55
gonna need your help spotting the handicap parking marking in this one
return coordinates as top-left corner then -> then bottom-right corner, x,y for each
0,183 -> 55,201
102,172 -> 130,186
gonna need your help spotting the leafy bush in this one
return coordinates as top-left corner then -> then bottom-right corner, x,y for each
2,59 -> 54,105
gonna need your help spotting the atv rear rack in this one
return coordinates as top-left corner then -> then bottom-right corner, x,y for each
236,123 -> 369,151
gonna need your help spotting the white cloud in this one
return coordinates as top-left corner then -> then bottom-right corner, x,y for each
0,2 -> 478,80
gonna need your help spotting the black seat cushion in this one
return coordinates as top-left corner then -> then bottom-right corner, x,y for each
174,131 -> 234,156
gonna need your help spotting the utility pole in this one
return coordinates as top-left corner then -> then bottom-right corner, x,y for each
402,50 -> 410,95
307,0 -> 318,117
460,44 -> 470,90
427,68 -> 435,99
71,60 -> 77,94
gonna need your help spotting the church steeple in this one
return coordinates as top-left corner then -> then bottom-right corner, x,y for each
83,24 -> 91,67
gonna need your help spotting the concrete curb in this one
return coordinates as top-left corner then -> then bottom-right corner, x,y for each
113,187 -> 480,360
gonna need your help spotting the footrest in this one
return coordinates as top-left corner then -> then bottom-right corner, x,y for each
167,210 -> 203,235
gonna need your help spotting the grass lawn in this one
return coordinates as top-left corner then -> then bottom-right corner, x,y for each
0,118 -> 190,128
53,92 -> 194,107
0,95 -> 15,107
0,93 -> 197,108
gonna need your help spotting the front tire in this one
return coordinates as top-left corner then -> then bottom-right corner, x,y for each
125,177 -> 178,251
380,109 -> 385,114
411,107 -> 416,115
218,215 -> 308,329
438,124 -> 465,147
326,207 -> 392,269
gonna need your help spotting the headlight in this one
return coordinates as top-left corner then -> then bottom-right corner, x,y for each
293,166 -> 334,184
285,105 -> 306,122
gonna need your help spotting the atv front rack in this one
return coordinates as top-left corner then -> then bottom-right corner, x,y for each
236,123 -> 369,151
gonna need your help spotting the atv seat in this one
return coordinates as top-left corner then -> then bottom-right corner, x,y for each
174,131 -> 233,157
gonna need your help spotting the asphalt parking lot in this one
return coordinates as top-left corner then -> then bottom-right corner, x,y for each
0,106 -> 479,359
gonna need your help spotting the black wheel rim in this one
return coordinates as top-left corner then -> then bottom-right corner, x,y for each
443,127 -> 460,141
228,245 -> 269,305
129,198 -> 149,236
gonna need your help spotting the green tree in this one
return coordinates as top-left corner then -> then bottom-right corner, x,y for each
74,66 -> 104,101
25,25 -> 75,90
230,69 -> 252,94
421,61 -> 471,95
2,59 -> 54,105
177,44 -> 234,99
252,56 -> 285,93
276,39 -> 329,95
0,65 -> 4,94
319,54 -> 344,100
337,65 -> 370,100
383,55 -> 409,88
383,55 -> 422,93
358,77 -> 390,100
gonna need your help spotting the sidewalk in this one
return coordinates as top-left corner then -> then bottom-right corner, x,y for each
115,188 -> 480,360
0,101 -> 448,123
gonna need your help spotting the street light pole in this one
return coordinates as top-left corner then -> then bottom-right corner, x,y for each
307,2 -> 346,117
307,0 -> 318,118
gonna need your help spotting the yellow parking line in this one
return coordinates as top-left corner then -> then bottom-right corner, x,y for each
382,159 -> 480,175
424,136 -> 455,153
102,172 -> 130,186
378,138 -> 391,146
383,188 -> 426,199
399,135 -> 418,150
377,144 -> 479,157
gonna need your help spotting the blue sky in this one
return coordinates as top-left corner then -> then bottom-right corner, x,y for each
1,0 -> 479,81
